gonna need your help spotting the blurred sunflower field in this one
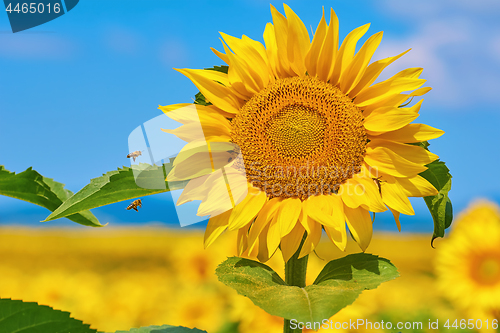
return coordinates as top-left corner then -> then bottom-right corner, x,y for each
2,1 -> 500,332
1,200 -> 499,332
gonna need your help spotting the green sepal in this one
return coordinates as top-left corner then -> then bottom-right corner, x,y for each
216,254 -> 398,324
408,141 -> 430,149
0,165 -> 101,227
206,65 -> 228,74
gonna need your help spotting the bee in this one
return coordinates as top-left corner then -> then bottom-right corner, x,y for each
127,150 -> 142,162
227,149 -> 239,163
372,177 -> 385,194
126,199 -> 142,212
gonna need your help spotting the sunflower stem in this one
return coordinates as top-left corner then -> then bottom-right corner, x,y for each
283,243 -> 308,333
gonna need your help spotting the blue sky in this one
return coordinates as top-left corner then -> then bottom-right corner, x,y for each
1,0 -> 499,233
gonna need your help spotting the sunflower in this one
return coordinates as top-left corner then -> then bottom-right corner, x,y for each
160,4 -> 443,262
435,200 -> 500,312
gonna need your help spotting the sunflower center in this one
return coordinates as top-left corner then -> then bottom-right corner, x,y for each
267,105 -> 326,158
231,76 -> 366,200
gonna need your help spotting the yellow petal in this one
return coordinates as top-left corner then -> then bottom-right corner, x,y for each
220,32 -> 269,89
211,47 -> 229,64
363,100 -> 421,133
257,223 -> 271,262
324,224 -> 347,251
281,222 -> 305,262
278,197 -> 302,237
316,8 -> 339,82
371,123 -> 445,143
283,4 -> 310,76
167,150 -> 229,181
348,49 -> 411,97
247,236 -> 260,258
204,209 -> 232,248
397,175 -> 438,197
167,141 -> 236,181
354,176 -> 387,212
170,140 -> 230,169
363,87 -> 431,116
340,31 -> 383,93
248,198 -> 281,253
263,22 -> 279,78
339,179 -> 368,209
380,176 -> 415,216
298,218 -> 322,258
306,195 -> 343,229
270,4 -> 293,77
329,194 -> 347,226
225,166 -> 250,206
243,35 -> 270,69
161,103 -> 230,128
323,195 -> 348,251
177,174 -> 210,205
197,170 -> 235,217
330,23 -> 370,86
204,211 -> 231,248
228,188 -> 267,231
175,68 -> 242,114
389,207 -> 402,232
266,215 -> 282,258
364,146 -> 428,177
220,40 -> 260,96
162,111 -> 231,142
162,125 -> 228,143
355,77 -> 426,107
298,199 -> 310,232
340,176 -> 386,213
158,103 -> 191,118
237,221 -> 252,256
344,205 -> 373,251
369,139 -> 439,165
304,8 -> 327,77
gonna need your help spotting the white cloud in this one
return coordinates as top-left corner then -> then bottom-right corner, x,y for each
0,33 -> 75,60
374,0 -> 500,108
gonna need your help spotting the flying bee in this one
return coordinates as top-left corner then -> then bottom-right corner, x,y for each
126,199 -> 142,212
127,150 -> 143,162
227,150 -> 238,163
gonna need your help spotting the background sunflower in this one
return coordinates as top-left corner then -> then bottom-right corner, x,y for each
436,200 -> 500,314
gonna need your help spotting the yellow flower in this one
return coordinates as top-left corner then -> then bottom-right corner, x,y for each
435,200 -> 500,312
161,4 -> 442,262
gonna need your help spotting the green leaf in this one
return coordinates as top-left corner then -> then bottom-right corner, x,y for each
0,298 -> 97,333
0,165 -> 101,227
44,162 -> 187,222
419,159 -> 453,245
114,325 -> 207,333
216,254 -> 398,324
